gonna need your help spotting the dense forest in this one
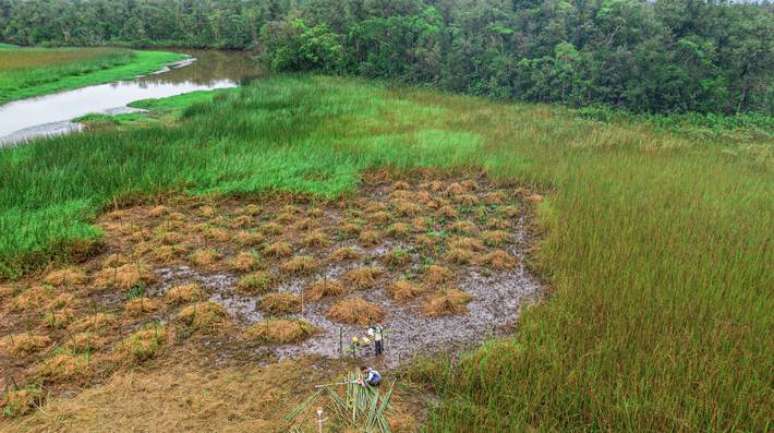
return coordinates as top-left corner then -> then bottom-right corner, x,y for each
1,0 -> 772,113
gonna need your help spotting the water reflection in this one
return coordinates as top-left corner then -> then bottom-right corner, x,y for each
0,50 -> 261,146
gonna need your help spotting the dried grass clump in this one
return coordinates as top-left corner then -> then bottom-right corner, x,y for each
302,229 -> 331,247
45,308 -> 76,329
69,313 -> 116,333
306,278 -> 346,301
327,297 -> 385,325
275,211 -> 296,224
166,283 -> 206,304
444,248 -> 474,265
527,193 -> 544,204
281,204 -> 302,215
388,280 -> 425,301
449,220 -> 480,235
204,227 -> 231,242
485,217 -> 510,229
388,223 -> 412,238
264,241 -> 293,258
482,230 -> 510,246
330,247 -> 360,261
367,211 -> 391,225
411,217 -> 428,232
35,353 -> 91,384
280,255 -> 319,275
448,236 -> 485,251
102,253 -> 129,268
261,222 -> 284,235
393,200 -> 422,217
230,215 -> 254,229
460,179 -> 480,191
190,249 -> 222,267
94,263 -> 156,290
236,271 -> 274,295
244,319 -> 317,344
64,332 -> 105,353
1,333 -> 51,356
437,205 -> 458,218
230,251 -> 259,272
484,192 -> 506,205
115,326 -> 167,363
415,234 -> 440,251
259,292 -> 301,315
44,267 -> 86,287
236,230 -> 265,246
168,211 -> 186,221
454,194 -> 479,206
480,250 -> 518,269
124,297 -> 163,317
359,229 -> 383,247
11,286 -> 49,311
343,266 -> 383,289
364,202 -> 387,213
423,289 -> 472,316
153,244 -> 189,263
446,182 -> 466,195
392,181 -> 411,190
48,292 -> 76,310
155,230 -> 185,245
338,222 -> 362,237
0,387 -> 44,418
0,284 -> 16,299
240,204 -> 262,216
423,265 -> 455,287
499,205 -> 520,217
176,302 -> 230,331
307,207 -> 325,218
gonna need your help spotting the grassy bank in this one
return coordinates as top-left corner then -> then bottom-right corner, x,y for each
0,76 -> 771,431
0,47 -> 185,105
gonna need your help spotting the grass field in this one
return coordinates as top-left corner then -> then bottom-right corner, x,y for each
0,43 -> 18,49
0,47 -> 185,105
0,76 -> 771,432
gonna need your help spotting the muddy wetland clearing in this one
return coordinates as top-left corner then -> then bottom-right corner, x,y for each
0,170 -> 543,430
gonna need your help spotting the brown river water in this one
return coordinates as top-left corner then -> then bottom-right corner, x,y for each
0,50 -> 260,145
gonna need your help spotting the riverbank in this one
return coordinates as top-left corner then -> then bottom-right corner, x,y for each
0,76 -> 771,432
0,48 -> 186,105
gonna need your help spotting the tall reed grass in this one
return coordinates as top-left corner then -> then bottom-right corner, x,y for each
0,75 -> 770,432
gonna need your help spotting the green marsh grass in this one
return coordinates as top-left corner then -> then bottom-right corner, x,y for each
0,48 -> 185,104
0,75 -> 771,432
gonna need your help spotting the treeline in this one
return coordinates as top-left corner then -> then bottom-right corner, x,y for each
1,0 -> 772,114
0,0 -> 295,49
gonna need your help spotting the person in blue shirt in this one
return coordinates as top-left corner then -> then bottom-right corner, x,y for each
359,366 -> 382,387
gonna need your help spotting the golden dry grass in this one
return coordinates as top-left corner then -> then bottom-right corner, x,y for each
448,236 -> 486,251
388,280 -> 425,302
423,265 -> 455,287
342,266 -> 382,289
480,250 -> 518,269
236,230 -> 265,246
279,255 -> 318,275
63,332 -> 105,354
165,283 -> 206,304
44,267 -> 86,287
68,313 -> 116,333
190,249 -> 222,267
259,292 -> 301,315
264,241 -> 293,258
243,319 -> 317,344
124,297 -> 163,317
10,286 -> 50,311
423,288 -> 472,316
326,297 -> 385,325
358,229 -> 383,246
444,248 -> 474,265
0,333 -> 51,356
94,263 -> 156,290
301,229 -> 330,247
35,353 -> 93,384
305,278 -> 346,301
330,247 -> 360,261
0,387 -> 44,418
481,230 -> 510,246
176,302 -> 230,332
229,251 -> 259,272
114,326 -> 168,364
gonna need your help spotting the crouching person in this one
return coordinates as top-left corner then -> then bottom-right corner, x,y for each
359,366 -> 381,387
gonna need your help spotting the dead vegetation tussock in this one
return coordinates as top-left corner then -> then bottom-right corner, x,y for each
384,249 -> 412,267
388,222 -> 411,238
264,241 -> 293,258
11,286 -> 50,312
444,248 -> 475,265
392,200 -> 423,217
189,248 -> 222,268
261,222 -> 284,235
448,236 -> 486,252
94,263 -> 156,290
44,267 -> 86,287
367,211 -> 391,225
124,297 -> 163,317
68,313 -> 116,334
330,247 -> 360,261
279,255 -> 319,275
235,230 -> 265,246
481,230 -> 510,246
327,297 -> 385,325
176,302 -> 230,331
449,220 -> 480,235
388,280 -> 426,302
243,319 -> 317,344
63,332 -> 106,353
423,288 -> 473,317
480,249 -> 519,269
358,229 -> 383,246
343,266 -> 383,289
423,265 -> 455,287
338,222 -> 362,237
259,292 -> 301,315
1,333 -> 52,356
453,193 -> 479,206
302,229 -> 330,247
437,205 -> 459,218
0,284 -> 16,299
0,387 -> 44,418
35,352 -> 94,384
152,244 -> 189,263
44,308 -> 76,330
305,278 -> 346,301
236,271 -> 274,295
229,251 -> 259,272
165,283 -> 206,304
